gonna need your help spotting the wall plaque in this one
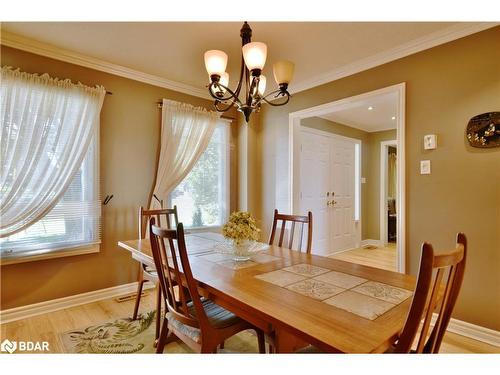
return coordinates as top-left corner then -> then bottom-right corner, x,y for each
466,112 -> 500,148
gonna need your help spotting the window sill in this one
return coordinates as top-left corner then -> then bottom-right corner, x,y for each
185,225 -> 222,234
0,244 -> 100,266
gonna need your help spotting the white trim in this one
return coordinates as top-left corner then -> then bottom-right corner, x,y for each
0,31 -> 208,99
431,314 -> 500,348
360,239 -> 384,248
380,140 -> 398,245
289,22 -> 498,95
0,281 -> 155,324
289,83 -> 406,273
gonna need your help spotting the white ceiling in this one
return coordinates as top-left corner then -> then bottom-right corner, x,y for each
1,22 -> 495,96
319,91 -> 398,132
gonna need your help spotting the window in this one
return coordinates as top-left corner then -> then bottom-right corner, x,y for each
170,121 -> 230,229
0,137 -> 100,260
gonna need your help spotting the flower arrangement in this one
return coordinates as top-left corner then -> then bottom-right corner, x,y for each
222,211 -> 260,245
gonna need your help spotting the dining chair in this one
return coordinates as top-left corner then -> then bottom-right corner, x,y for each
132,205 -> 179,345
150,219 -> 266,354
297,233 -> 468,353
269,209 -> 313,253
391,232 -> 467,353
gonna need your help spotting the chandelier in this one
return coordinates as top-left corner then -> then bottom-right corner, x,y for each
204,22 -> 295,122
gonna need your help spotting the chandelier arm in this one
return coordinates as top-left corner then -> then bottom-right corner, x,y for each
208,83 -> 240,103
232,54 -> 246,99
214,100 -> 237,112
260,90 -> 291,106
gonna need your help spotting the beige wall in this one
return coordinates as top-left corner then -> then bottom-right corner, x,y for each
0,46 -> 239,310
259,27 -> 500,330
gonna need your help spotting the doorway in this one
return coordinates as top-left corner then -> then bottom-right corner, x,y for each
300,128 -> 361,256
380,140 -> 398,246
289,83 -> 406,273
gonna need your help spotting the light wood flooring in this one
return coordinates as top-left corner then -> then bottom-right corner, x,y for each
1,287 -> 498,353
330,243 -> 398,272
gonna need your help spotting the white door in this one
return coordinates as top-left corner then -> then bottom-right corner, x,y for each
300,129 -> 358,256
300,131 -> 330,255
330,138 -> 357,252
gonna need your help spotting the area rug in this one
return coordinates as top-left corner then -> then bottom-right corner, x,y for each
60,310 -> 259,354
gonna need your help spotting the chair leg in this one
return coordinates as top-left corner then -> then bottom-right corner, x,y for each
219,341 -> 225,349
156,318 -> 169,354
132,282 -> 145,320
256,329 -> 266,354
154,283 -> 162,343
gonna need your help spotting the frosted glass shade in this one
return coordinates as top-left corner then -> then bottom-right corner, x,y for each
242,42 -> 267,71
204,50 -> 228,76
219,72 -> 229,92
273,60 -> 295,84
257,75 -> 266,96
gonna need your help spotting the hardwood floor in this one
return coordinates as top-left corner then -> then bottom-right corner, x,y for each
330,242 -> 398,272
1,287 -> 498,353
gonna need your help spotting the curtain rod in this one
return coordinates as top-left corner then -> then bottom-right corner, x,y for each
156,100 -> 235,121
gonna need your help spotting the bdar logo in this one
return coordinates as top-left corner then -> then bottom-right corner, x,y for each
1,339 -> 17,354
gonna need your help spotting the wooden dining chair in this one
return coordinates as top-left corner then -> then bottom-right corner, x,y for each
269,209 -> 313,253
150,219 -> 266,354
391,232 -> 467,353
132,205 -> 179,345
297,233 -> 468,354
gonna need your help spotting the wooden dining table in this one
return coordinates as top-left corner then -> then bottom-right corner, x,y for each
118,232 -> 416,353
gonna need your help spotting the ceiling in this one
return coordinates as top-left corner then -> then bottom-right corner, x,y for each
319,91 -> 398,132
1,22 -> 494,96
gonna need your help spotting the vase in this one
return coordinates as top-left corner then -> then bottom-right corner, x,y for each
230,239 -> 254,261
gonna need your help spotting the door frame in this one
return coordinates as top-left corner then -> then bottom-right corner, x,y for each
288,82 -> 406,273
300,126 -> 362,255
380,139 -> 398,245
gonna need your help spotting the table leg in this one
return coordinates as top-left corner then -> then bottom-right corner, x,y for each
274,327 -> 308,353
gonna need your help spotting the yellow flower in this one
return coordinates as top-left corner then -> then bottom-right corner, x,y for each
222,211 -> 260,245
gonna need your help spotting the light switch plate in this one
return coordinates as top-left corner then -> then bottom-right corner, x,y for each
424,134 -> 437,150
420,160 -> 431,174
361,177 -> 366,184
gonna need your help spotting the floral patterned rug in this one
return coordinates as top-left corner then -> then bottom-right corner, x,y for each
60,311 -> 259,354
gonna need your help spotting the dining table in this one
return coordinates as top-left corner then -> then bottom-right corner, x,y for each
118,232 -> 416,353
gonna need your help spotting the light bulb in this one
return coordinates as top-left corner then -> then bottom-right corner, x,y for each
204,50 -> 228,77
273,60 -> 295,85
219,72 -> 229,92
258,75 -> 266,96
242,42 -> 267,71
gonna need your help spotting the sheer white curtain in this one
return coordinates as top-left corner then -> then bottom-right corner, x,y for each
152,99 -> 220,207
0,66 -> 105,237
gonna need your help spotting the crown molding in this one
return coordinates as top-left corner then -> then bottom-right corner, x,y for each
0,31 -> 209,99
289,22 -> 499,95
1,23 -> 498,99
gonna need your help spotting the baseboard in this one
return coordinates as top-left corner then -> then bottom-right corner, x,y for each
0,281 -> 156,324
360,239 -> 384,247
326,246 -> 358,257
431,314 -> 500,348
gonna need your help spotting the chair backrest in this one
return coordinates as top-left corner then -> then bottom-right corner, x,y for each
268,209 -> 313,253
394,233 -> 467,353
149,219 -> 211,330
138,205 -> 179,239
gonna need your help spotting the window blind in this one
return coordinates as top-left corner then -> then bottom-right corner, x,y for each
0,138 -> 101,258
